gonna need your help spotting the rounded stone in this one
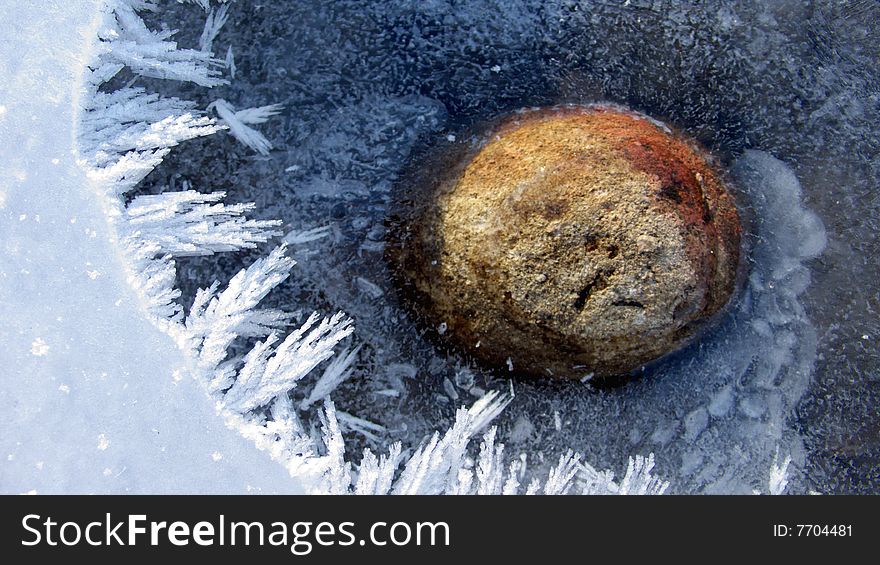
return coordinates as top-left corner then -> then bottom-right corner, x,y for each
387,105 -> 743,379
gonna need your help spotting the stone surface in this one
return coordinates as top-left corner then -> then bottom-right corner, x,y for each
387,105 -> 742,379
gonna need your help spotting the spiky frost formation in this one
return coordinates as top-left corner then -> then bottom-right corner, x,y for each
76,0 -> 357,487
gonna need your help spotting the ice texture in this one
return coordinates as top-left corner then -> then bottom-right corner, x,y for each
12,0 -> 873,493
132,0 -> 880,493
0,0 -> 301,494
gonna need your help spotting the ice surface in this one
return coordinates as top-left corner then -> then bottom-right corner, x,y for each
132,0 -> 880,493
8,0 -> 873,493
0,0 -> 300,494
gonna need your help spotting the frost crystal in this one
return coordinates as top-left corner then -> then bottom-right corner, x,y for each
223,312 -> 353,413
282,226 -> 331,246
300,345 -> 362,410
209,99 -> 284,155
769,450 -> 792,496
199,4 -> 230,54
183,245 -> 299,376
100,2 -> 227,87
125,190 -> 281,256
225,46 -> 237,79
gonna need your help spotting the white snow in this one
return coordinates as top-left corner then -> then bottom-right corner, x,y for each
30,338 -> 50,357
